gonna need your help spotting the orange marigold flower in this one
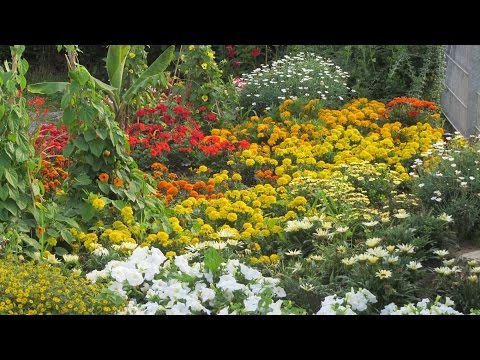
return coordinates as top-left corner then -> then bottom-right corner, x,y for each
113,178 -> 123,187
99,173 -> 109,183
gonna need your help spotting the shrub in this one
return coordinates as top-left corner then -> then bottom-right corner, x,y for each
239,52 -> 353,114
413,135 -> 480,244
0,257 -> 125,314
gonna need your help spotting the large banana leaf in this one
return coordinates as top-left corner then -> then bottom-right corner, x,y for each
27,82 -> 68,94
106,45 -> 131,101
123,45 -> 174,103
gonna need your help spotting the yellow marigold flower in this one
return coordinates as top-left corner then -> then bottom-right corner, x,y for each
197,165 -> 208,173
128,52 -> 136,58
201,95 -> 208,102
92,198 -> 105,211
269,254 -> 281,264
245,159 -> 255,166
231,173 -> 242,181
121,206 -> 133,218
226,213 -> 238,222
166,251 -> 176,258
250,257 -> 259,264
207,51 -> 214,59
201,63 -> 208,70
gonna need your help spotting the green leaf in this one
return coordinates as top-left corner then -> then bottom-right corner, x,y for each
22,237 -> 41,250
0,152 -> 10,169
78,105 -> 97,126
203,247 -> 223,274
123,45 -> 174,103
31,181 -> 41,196
63,142 -> 75,157
60,229 -> 75,245
15,146 -> 29,162
106,45 -> 131,98
54,247 -> 68,256
73,136 -> 89,151
72,173 -> 92,187
4,168 -> 18,188
0,104 -> 5,120
19,74 -> 27,89
7,133 -> 16,142
0,185 -> 8,201
98,181 -> 110,195
89,140 -> 104,157
78,202 -> 95,222
2,199 -> 18,215
27,82 -> 68,94
84,128 -> 97,142
63,107 -> 76,128
96,127 -> 108,140
16,195 -> 28,210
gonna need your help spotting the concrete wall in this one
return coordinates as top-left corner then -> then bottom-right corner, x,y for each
442,45 -> 480,136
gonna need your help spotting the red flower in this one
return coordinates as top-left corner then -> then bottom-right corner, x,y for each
207,113 -> 217,121
232,60 -> 240,68
136,109 -> 146,117
251,48 -> 261,58
408,111 -> 419,118
237,139 -> 251,149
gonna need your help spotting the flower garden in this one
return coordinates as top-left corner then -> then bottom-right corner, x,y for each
1,44 -> 480,315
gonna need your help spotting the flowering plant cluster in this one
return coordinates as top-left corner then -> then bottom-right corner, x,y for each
87,246 -> 303,315
239,52 -> 354,113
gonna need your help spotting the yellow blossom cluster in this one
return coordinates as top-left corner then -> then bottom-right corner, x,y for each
0,257 -> 124,314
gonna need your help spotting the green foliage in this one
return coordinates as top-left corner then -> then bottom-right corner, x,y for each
413,137 -> 480,244
28,45 -> 175,129
0,256 -> 125,314
287,45 -> 446,102
175,45 -> 239,126
0,45 -> 38,230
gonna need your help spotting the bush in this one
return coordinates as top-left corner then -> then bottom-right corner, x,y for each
413,136 -> 480,244
0,257 -> 125,314
239,52 -> 353,114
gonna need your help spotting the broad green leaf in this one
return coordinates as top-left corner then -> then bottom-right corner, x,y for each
98,181 -> 110,195
78,202 -> 95,222
0,151 -> 10,168
106,45 -> 131,98
78,105 -> 96,126
19,74 -> 26,89
15,146 -> 29,162
0,104 -> 4,119
84,129 -> 97,142
89,140 -> 104,157
22,236 -> 41,250
27,82 -> 68,94
123,45 -> 174,102
60,229 -> 75,245
72,173 -> 92,187
54,247 -> 68,256
63,107 -> 76,128
92,77 -> 117,94
96,127 -> 108,140
204,247 -> 223,274
31,182 -> 41,196
16,194 -> 28,210
4,168 -> 18,188
73,136 -> 89,151
0,185 -> 8,201
2,199 -> 18,215
63,142 -> 75,157
7,133 -> 16,142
